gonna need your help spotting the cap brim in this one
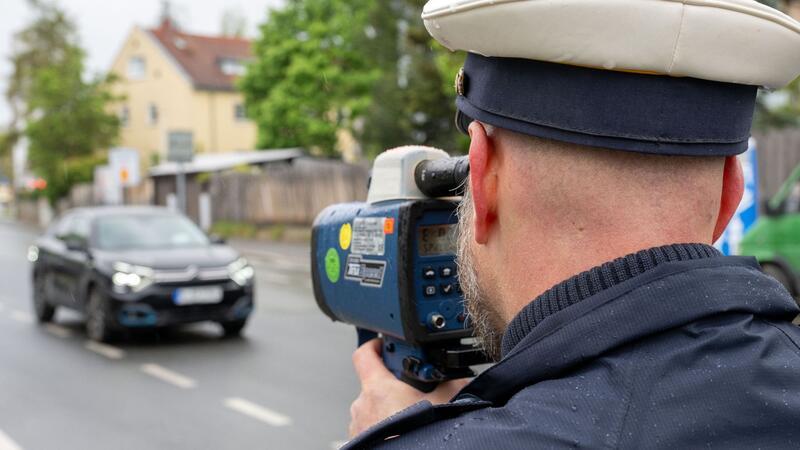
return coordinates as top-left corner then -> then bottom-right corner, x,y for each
455,109 -> 473,135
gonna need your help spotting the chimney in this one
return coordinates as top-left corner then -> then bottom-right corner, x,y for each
158,0 -> 176,31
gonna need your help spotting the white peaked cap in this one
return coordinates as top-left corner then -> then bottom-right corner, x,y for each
422,0 -> 800,89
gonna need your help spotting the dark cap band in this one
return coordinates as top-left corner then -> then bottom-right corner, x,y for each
456,53 -> 758,156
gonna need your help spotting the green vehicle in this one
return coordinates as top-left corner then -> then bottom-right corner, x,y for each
741,163 -> 800,305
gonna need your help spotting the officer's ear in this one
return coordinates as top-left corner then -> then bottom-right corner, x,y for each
713,155 -> 744,243
467,121 -> 498,245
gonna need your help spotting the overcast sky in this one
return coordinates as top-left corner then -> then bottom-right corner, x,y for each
0,0 -> 284,127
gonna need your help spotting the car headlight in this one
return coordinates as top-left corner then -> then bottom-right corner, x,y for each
112,262 -> 154,293
228,258 -> 255,286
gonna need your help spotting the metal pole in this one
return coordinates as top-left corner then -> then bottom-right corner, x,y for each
176,163 -> 187,213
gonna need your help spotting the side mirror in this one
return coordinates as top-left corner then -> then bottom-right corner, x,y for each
65,237 -> 88,253
209,234 -> 226,245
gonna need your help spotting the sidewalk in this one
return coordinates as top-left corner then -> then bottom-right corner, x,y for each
228,238 -> 311,274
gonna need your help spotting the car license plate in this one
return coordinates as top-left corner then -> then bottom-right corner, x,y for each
173,286 -> 223,305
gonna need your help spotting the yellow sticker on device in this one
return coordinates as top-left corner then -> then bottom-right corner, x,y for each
339,223 -> 352,250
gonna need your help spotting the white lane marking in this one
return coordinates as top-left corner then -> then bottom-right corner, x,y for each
10,311 -> 33,324
84,341 -> 125,360
43,323 -> 72,339
224,397 -> 292,427
331,441 -> 348,449
0,428 -> 23,450
140,363 -> 197,389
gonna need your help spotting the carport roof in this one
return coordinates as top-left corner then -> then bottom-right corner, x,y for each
148,148 -> 305,177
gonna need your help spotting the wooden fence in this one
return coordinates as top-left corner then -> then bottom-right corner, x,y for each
209,158 -> 369,226
754,129 -> 800,201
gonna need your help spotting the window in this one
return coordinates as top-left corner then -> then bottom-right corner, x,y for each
119,106 -> 130,127
70,215 -> 91,241
218,58 -> 246,76
55,213 -> 90,244
234,103 -> 246,121
147,103 -> 159,126
127,56 -> 146,80
51,214 -> 75,238
96,213 -> 209,250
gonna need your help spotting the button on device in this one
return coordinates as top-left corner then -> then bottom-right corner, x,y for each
424,285 -> 437,297
441,283 -> 454,295
440,266 -> 454,278
423,267 -> 436,279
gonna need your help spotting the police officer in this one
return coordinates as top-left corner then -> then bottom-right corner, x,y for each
345,0 -> 800,448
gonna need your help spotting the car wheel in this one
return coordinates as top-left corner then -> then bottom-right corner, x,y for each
220,320 -> 247,338
32,273 -> 56,323
86,289 -> 115,343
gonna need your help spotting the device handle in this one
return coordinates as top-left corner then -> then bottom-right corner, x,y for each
355,330 -> 440,392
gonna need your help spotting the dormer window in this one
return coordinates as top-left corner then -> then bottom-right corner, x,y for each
219,58 -> 246,76
174,37 -> 187,50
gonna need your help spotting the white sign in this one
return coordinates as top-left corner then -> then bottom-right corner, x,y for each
351,217 -> 387,256
109,147 -> 141,187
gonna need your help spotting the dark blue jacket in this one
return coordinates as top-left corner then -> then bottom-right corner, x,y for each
346,248 -> 800,449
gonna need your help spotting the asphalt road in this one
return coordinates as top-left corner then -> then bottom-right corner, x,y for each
0,220 -> 359,450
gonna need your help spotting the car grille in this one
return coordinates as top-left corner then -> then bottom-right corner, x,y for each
152,266 -> 230,284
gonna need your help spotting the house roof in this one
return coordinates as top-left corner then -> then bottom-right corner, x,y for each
149,149 -> 306,177
148,19 -> 252,91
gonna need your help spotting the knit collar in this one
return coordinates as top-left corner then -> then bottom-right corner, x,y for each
500,243 -> 722,357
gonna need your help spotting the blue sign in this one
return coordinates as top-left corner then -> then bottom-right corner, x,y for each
715,139 -> 759,255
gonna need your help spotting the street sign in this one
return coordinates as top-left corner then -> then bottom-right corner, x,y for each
715,138 -> 759,255
109,147 -> 140,187
167,131 -> 194,163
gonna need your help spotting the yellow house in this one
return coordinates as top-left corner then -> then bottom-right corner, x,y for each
109,19 -> 257,166
788,0 -> 800,20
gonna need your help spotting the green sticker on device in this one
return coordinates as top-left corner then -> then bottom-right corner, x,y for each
324,248 -> 341,283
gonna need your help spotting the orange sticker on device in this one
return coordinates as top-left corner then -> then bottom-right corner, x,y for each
383,218 -> 395,234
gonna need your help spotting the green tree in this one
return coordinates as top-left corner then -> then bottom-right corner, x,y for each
754,76 -> 800,131
2,0 -> 75,178
8,0 -> 120,202
241,0 -> 379,156
242,0 -> 467,159
357,0 -> 466,157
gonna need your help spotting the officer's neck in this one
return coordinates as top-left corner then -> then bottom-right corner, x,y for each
492,222 -> 714,325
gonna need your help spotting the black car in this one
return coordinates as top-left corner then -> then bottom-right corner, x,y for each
29,206 -> 255,342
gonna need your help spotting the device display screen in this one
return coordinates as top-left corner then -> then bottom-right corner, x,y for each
418,224 -> 456,256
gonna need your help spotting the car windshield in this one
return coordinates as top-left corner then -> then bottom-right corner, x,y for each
95,213 -> 209,250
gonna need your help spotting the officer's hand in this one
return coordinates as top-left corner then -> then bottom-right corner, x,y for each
348,338 -> 469,438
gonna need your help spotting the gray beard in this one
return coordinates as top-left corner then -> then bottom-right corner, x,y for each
456,187 -> 506,362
